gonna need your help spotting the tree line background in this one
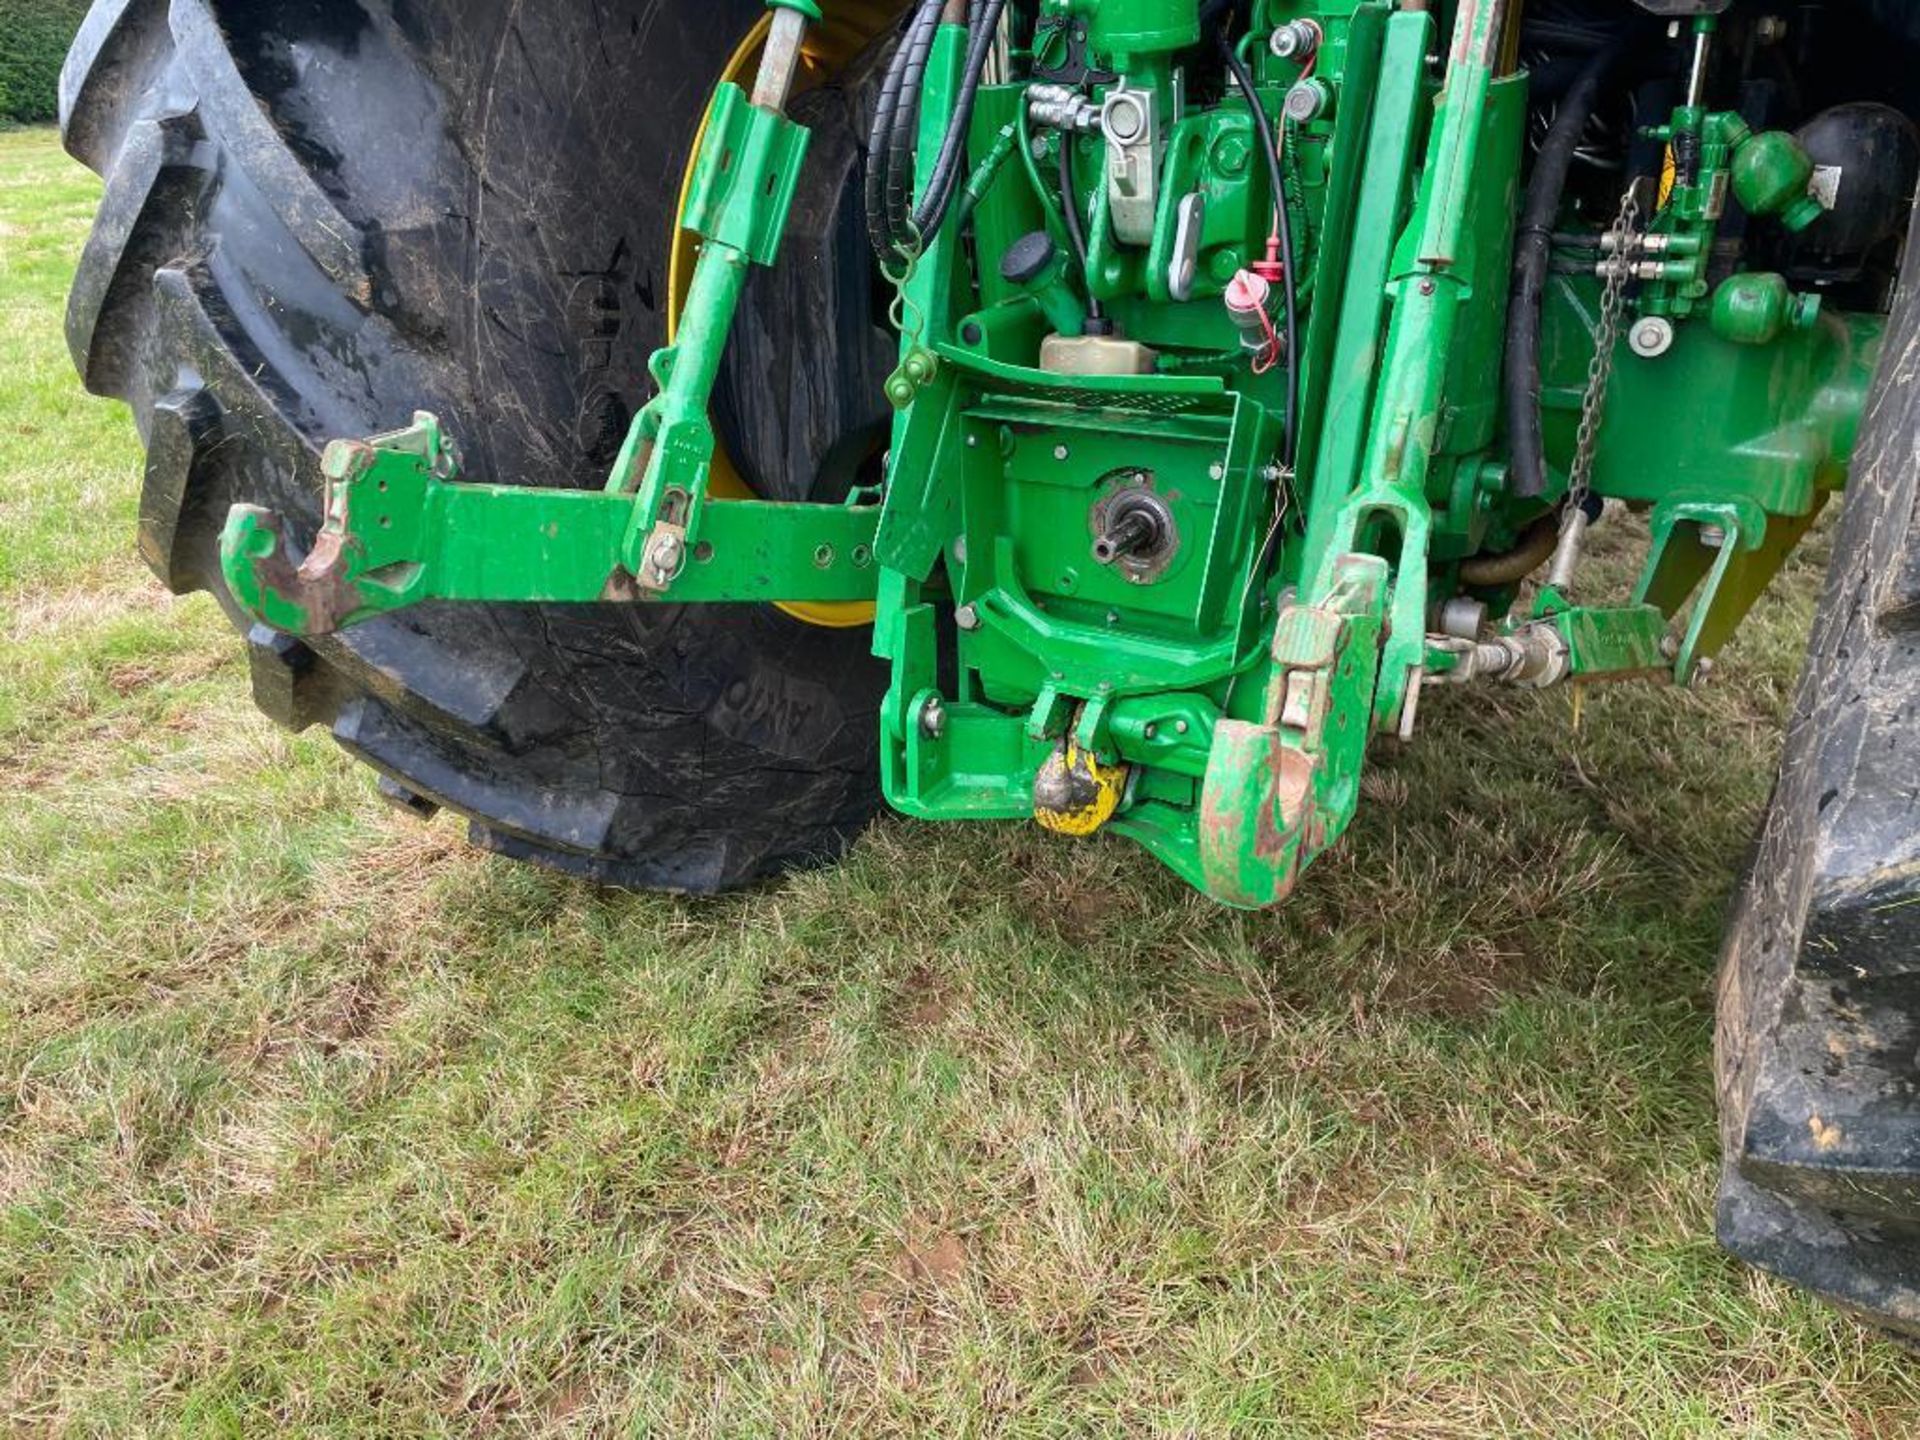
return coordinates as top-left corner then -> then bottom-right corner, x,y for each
1,1 -> 88,125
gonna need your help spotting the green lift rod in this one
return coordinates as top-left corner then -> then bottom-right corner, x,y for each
1194,0 -> 1511,905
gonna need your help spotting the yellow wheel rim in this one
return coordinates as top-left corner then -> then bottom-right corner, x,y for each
668,4 -> 899,628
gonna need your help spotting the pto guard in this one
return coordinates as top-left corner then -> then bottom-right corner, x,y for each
1198,555 -> 1388,907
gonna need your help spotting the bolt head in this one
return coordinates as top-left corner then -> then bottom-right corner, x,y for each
1629,316 -> 1675,359
920,698 -> 946,739
1269,18 -> 1320,61
1054,444 -> 1070,461
955,603 -> 980,632
1212,133 -> 1250,177
649,533 -> 684,574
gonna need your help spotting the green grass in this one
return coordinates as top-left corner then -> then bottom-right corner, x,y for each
1,121 -> 1917,1435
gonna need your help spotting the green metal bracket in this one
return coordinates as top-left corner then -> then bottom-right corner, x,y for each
681,82 -> 811,266
1416,494 -> 1818,694
1637,494 -> 1827,683
873,21 -> 973,579
1296,4 -> 1418,581
1183,0 -> 1511,907
1198,555 -> 1388,907
1308,0 -> 1507,733
1421,601 -> 1669,688
219,414 -> 880,635
1552,603 -> 1671,679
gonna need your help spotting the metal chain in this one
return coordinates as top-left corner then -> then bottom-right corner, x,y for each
1569,183 -> 1644,512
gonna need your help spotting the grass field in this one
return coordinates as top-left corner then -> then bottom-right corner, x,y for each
3,121 -> 1918,1435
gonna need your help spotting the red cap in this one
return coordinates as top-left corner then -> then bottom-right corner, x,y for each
1250,235 -> 1284,286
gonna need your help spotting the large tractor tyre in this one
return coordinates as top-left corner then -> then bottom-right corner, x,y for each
1717,198 -> 1920,1337
60,0 -> 898,893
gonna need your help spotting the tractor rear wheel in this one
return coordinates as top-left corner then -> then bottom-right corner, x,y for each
1717,199 -> 1920,1337
60,0 -> 896,892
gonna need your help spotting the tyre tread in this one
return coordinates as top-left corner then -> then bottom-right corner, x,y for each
60,0 -> 883,896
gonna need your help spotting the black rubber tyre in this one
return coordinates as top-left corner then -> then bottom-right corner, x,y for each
1717,198 -> 1920,1335
61,0 -> 896,893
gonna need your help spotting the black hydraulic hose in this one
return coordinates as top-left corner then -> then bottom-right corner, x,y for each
1220,37 -> 1299,469
866,0 -> 944,263
1056,138 -> 1104,325
1196,0 -> 1239,36
1506,39 -> 1625,499
865,0 -> 1006,266
910,0 -> 1008,243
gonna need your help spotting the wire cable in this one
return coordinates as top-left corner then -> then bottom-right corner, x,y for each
1220,37 -> 1299,468
1056,135 -> 1104,326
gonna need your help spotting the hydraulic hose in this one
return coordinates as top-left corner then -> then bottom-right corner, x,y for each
912,0 -> 1008,242
866,0 -> 1008,266
1505,39 -> 1626,499
865,0 -> 944,263
1458,512 -> 1560,587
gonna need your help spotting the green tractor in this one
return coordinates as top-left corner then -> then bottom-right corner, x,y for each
60,0 -> 1920,1333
